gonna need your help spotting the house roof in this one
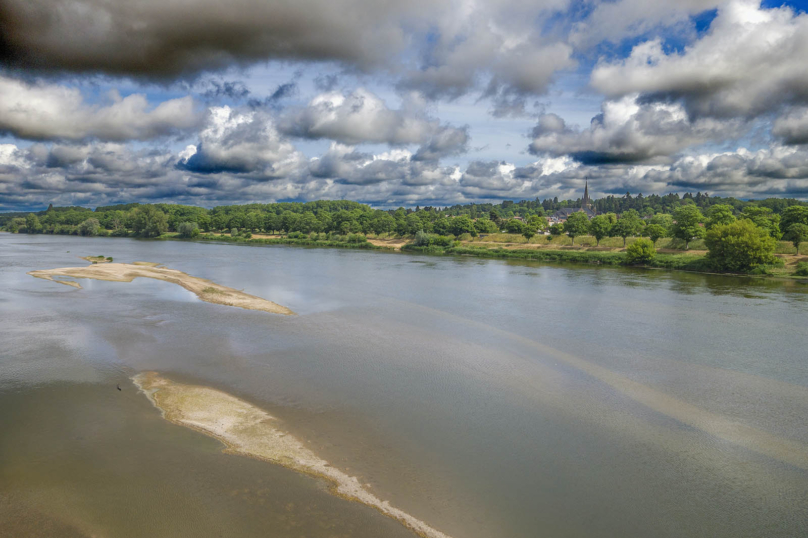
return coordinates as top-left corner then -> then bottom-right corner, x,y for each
552,207 -> 596,218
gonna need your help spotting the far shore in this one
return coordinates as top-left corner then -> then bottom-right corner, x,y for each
28,261 -> 294,315
8,230 -> 808,280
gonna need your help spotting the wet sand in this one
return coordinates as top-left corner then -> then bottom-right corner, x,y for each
27,262 -> 294,315
132,372 -> 452,538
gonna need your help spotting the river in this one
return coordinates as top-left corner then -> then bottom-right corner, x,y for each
1,233 -> 807,537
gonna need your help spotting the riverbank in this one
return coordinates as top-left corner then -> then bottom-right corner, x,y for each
175,232 -> 806,279
28,261 -> 295,315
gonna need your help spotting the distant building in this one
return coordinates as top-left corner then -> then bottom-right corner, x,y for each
549,181 -> 597,222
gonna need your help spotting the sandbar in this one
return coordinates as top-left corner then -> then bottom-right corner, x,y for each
28,262 -> 294,315
132,372 -> 451,538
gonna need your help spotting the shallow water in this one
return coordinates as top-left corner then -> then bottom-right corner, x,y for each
2,234 -> 807,537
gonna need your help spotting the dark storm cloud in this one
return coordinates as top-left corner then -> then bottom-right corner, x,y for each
0,0 -> 419,78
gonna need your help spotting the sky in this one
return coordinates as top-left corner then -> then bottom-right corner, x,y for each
1,0 -> 808,210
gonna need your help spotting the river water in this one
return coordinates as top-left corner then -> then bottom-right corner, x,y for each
1,233 -> 807,538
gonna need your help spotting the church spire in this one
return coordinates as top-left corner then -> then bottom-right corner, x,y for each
583,179 -> 590,209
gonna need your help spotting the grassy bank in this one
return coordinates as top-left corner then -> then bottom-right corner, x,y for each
174,232 -> 391,251
402,244 -> 713,272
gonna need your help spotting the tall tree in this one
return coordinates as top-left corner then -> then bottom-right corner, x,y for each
706,204 -> 736,229
672,205 -> 705,250
564,212 -> 590,246
588,215 -> 612,246
611,209 -> 642,247
788,223 -> 808,253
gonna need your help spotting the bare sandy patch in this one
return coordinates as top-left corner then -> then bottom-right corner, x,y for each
132,372 -> 451,538
28,262 -> 293,315
367,238 -> 410,250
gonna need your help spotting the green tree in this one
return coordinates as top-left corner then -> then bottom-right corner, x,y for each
645,224 -> 667,245
626,238 -> 656,264
612,209 -> 642,247
7,217 -> 25,233
25,213 -> 43,233
505,219 -> 525,234
131,206 -> 168,237
705,220 -> 777,272
526,215 -> 547,233
588,215 -> 612,246
671,205 -> 705,250
740,206 -> 781,239
706,204 -> 736,229
787,223 -> 808,253
549,223 -> 563,237
564,212 -> 590,246
78,218 -> 100,236
405,213 -> 424,235
177,221 -> 200,238
648,213 -> 672,229
780,206 -> 808,232
450,215 -> 477,237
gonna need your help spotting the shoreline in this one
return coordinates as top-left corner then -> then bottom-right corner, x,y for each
132,372 -> 452,538
170,233 -> 808,282
8,231 -> 808,282
27,261 -> 295,315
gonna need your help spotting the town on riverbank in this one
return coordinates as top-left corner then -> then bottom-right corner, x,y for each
3,191 -> 808,278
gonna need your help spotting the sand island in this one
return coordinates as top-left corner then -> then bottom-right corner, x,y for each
28,261 -> 294,315
133,372 -> 451,538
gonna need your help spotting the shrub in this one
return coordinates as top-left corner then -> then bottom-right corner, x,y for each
242,231 -> 252,239
705,220 -> 777,272
414,230 -> 430,246
625,238 -> 656,264
230,227 -> 239,237
78,218 -> 100,236
346,233 -> 367,243
177,221 -> 200,238
795,262 -> 808,277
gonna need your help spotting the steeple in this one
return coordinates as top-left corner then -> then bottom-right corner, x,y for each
583,180 -> 590,209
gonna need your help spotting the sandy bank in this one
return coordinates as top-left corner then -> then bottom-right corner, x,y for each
28,262 -> 294,315
367,238 -> 410,250
132,372 -> 451,538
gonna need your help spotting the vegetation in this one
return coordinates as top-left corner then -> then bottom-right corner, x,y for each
611,209 -> 643,247
626,238 -> 656,265
4,192 -> 807,277
177,221 -> 200,238
795,262 -> 808,277
563,212 -> 589,245
671,205 -> 705,250
705,220 -> 779,273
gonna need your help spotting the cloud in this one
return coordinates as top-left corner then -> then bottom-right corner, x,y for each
529,96 -> 740,164
178,106 -> 304,177
773,107 -> 808,146
278,89 -> 468,158
0,0 -> 423,78
202,80 -> 251,100
644,146 -> 808,196
590,1 -> 808,119
0,75 -> 203,142
569,0 -> 721,49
